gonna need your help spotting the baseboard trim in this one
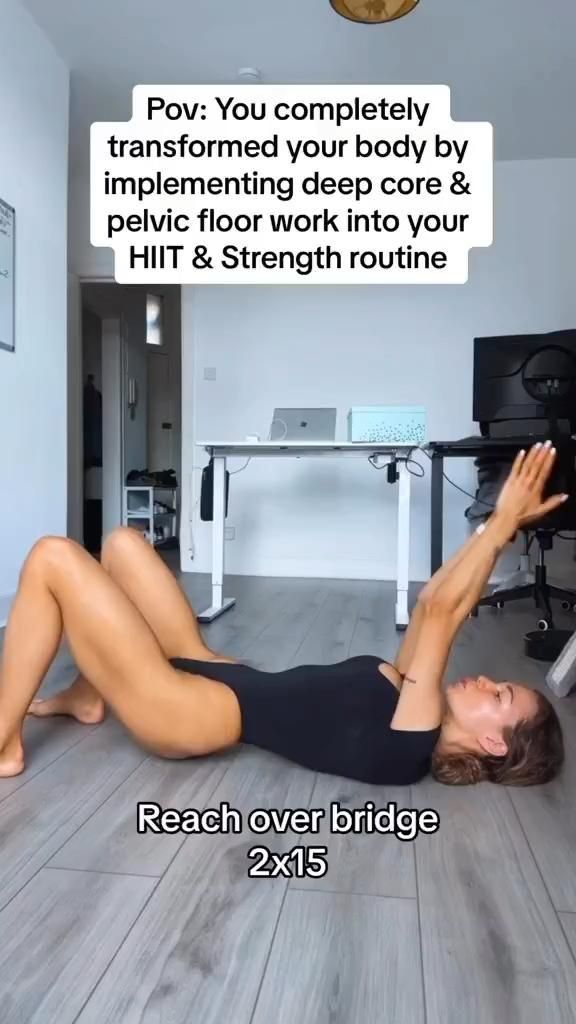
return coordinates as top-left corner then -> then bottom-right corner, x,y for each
182,565 -> 429,584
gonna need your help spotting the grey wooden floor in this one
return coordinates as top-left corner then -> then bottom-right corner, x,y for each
2,570 -> 576,1023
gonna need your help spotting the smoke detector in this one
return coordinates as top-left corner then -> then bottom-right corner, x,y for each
237,68 -> 262,83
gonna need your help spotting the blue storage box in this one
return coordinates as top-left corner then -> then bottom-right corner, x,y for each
347,406 -> 426,445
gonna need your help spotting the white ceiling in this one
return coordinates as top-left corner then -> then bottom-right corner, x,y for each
22,0 -> 576,170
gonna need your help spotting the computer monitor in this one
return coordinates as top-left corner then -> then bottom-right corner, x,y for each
473,329 -> 576,436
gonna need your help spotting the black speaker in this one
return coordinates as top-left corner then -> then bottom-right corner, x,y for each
200,458 -> 230,521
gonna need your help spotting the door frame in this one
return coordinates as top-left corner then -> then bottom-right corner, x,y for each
68,274 -> 121,547
68,277 -> 184,550
67,272 -> 83,542
101,316 -> 123,538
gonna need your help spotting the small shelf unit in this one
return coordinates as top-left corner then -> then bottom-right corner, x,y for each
123,485 -> 179,548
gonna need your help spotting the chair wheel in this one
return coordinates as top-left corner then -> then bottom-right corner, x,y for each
537,619 -> 550,631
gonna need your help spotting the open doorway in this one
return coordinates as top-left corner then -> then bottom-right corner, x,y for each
82,305 -> 103,552
76,283 -> 182,556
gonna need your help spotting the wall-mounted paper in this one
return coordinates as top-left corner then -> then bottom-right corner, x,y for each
0,198 -> 15,352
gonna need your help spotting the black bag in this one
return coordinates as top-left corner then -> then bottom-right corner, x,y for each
200,458 -> 230,521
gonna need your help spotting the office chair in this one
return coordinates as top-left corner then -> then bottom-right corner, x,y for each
474,444 -> 576,658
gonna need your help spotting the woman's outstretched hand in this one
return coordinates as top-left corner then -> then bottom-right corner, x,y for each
496,442 -> 569,530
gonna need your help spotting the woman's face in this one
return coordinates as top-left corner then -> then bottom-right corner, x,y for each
446,675 -> 539,756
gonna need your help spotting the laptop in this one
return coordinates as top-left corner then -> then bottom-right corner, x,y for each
269,408 -> 337,442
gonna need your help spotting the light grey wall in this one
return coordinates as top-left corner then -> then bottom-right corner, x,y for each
180,159 -> 576,582
68,158 -> 576,584
0,0 -> 69,623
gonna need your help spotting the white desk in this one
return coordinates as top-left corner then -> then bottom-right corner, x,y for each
195,442 -> 414,630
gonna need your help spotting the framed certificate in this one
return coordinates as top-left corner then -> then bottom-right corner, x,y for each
0,197 -> 15,352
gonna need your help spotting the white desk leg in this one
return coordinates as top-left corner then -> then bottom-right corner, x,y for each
197,455 -> 236,623
395,460 -> 411,630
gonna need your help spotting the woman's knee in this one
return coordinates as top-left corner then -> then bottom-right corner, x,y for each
101,526 -> 146,569
21,536 -> 79,583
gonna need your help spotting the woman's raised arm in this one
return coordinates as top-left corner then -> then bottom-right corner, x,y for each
391,442 -> 566,732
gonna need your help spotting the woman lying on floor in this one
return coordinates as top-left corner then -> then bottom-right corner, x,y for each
0,443 -> 566,786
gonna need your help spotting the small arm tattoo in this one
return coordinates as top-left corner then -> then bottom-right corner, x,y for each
404,676 -> 418,685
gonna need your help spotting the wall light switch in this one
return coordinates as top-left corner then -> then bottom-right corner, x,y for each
203,367 -> 217,380
225,526 -> 236,540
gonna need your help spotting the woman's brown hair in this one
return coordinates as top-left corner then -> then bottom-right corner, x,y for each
431,690 -> 564,786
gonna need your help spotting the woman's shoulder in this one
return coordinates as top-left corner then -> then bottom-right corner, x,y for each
371,723 -> 442,785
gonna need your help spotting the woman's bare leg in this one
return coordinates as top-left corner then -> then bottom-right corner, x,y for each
0,537 -> 241,777
29,527 -> 236,723
100,527 -> 218,659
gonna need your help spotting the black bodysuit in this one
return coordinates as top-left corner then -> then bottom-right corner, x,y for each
170,654 -> 440,785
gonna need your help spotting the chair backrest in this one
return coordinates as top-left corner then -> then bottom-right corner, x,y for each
485,417 -> 576,531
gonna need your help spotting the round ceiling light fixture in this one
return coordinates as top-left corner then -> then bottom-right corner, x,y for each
330,0 -> 419,24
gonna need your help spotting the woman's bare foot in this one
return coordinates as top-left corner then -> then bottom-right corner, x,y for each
0,736 -> 25,778
27,684 -> 106,725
